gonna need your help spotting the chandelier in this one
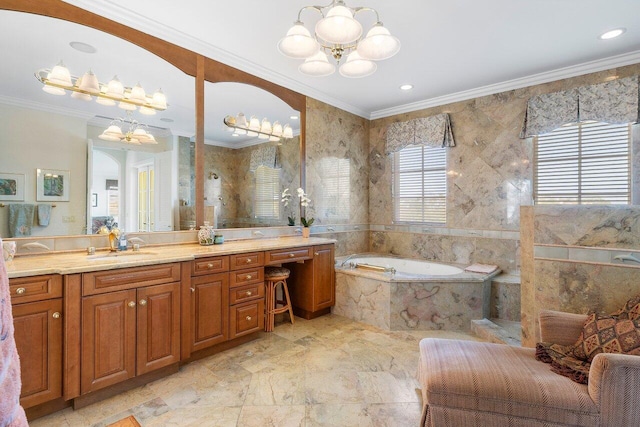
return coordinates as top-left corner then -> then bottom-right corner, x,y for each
277,0 -> 400,78
224,113 -> 294,142
35,61 -> 167,115
98,113 -> 157,145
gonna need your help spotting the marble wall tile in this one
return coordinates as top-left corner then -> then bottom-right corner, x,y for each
490,281 -> 521,321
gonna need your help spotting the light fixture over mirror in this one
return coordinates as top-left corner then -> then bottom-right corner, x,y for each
223,113 -> 294,142
98,112 -> 158,145
278,0 -> 400,78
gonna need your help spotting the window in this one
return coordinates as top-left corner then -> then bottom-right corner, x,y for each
393,145 -> 447,224
254,165 -> 280,218
535,121 -> 630,205
317,157 -> 350,220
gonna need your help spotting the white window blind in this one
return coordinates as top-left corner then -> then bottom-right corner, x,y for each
254,165 -> 280,218
393,145 -> 447,224
318,158 -> 350,220
535,122 -> 630,205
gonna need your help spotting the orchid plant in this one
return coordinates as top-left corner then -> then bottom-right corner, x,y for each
281,187 -> 314,227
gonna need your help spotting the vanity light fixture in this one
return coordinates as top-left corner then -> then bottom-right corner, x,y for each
224,113 -> 294,142
98,112 -> 157,145
35,61 -> 167,113
278,0 -> 400,78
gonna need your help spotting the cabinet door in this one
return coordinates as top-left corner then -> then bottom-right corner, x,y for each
191,273 -> 229,352
81,290 -> 137,394
12,299 -> 63,408
137,282 -> 181,375
313,245 -> 335,310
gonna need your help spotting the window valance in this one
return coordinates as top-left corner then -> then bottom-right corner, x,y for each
386,113 -> 455,154
249,145 -> 280,172
520,75 -> 639,138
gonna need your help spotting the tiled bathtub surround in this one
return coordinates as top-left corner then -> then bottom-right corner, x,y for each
334,262 -> 494,331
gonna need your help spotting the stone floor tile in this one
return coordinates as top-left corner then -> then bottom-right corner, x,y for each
237,405 -> 306,427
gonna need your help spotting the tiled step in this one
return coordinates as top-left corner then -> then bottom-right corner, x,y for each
471,318 -> 521,346
490,273 -> 521,321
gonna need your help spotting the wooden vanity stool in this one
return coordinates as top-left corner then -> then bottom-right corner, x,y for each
264,266 -> 294,332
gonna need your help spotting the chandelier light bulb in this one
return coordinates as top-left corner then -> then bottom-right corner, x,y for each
71,76 -> 92,101
259,119 -> 272,139
129,82 -> 146,105
339,51 -> 377,78
299,51 -> 336,77
357,23 -> 401,61
118,101 -> 137,111
78,69 -> 100,94
105,76 -> 124,99
283,124 -> 294,139
48,61 -> 72,86
247,116 -> 260,136
277,21 -> 320,58
151,88 -> 167,110
315,3 -> 362,44
272,121 -> 283,137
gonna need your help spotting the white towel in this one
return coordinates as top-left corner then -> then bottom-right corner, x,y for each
464,263 -> 499,274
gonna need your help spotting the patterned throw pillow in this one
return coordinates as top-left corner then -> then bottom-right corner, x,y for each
571,313 -> 640,362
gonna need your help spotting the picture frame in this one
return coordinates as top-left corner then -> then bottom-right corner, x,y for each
91,193 -> 98,207
0,173 -> 25,201
37,169 -> 70,202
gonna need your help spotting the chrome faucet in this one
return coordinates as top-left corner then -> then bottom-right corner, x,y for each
339,254 -> 358,267
614,253 -> 640,264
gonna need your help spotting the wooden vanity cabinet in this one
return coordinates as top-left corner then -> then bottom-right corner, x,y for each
287,244 -> 335,319
80,265 -> 181,395
190,272 -> 229,352
10,274 -> 64,409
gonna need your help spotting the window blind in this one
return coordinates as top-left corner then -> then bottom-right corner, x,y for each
318,158 -> 350,219
535,122 -> 630,205
393,145 -> 447,224
254,166 -> 280,218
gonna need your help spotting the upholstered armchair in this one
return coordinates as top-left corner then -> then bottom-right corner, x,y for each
418,310 -> 640,426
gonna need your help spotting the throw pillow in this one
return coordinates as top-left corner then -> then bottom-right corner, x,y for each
571,312 -> 640,362
536,342 -> 590,384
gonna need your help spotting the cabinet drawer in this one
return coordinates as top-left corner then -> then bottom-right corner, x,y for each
192,256 -> 229,276
82,263 -> 181,296
229,252 -> 264,271
9,274 -> 62,304
230,299 -> 264,339
266,247 -> 313,265
230,267 -> 264,288
230,283 -> 264,305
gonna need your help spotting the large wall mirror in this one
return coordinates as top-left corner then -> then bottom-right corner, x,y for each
0,1 -> 307,239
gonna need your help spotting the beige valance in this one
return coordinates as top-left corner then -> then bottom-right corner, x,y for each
249,145 -> 279,172
520,76 -> 639,138
386,113 -> 455,154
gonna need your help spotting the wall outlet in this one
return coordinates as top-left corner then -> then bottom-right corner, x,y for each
62,215 -> 76,223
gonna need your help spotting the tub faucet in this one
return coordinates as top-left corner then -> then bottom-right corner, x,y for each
614,253 -> 640,264
339,254 -> 358,267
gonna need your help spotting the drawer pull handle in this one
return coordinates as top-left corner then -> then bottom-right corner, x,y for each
207,263 -> 214,269
315,252 -> 319,256
191,288 -> 195,293
128,301 -> 136,308
289,253 -> 295,258
139,299 -> 147,306
52,312 -> 61,319
245,316 -> 252,321
15,287 -> 26,295
246,291 -> 253,296
246,258 -> 252,263
246,275 -> 252,280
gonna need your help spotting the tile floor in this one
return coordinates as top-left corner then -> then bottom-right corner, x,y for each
31,314 -> 481,427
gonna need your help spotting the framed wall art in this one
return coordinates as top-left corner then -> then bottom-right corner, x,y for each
0,173 -> 25,201
37,168 -> 70,202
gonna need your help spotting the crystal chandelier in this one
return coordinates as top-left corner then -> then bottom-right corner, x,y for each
277,0 -> 400,78
224,113 -> 294,142
36,61 -> 167,115
98,113 -> 157,145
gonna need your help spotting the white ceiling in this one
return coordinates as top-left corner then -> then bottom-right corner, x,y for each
58,0 -> 640,120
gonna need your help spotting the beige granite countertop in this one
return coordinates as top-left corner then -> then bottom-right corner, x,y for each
6,237 -> 335,278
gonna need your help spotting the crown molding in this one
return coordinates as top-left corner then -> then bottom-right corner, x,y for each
60,0 -> 369,119
370,50 -> 640,120
0,94 -> 96,120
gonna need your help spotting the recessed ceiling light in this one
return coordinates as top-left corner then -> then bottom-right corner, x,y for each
600,28 -> 626,40
400,84 -> 413,91
69,41 -> 97,54
231,133 -> 239,137
160,117 -> 174,123
290,115 -> 299,120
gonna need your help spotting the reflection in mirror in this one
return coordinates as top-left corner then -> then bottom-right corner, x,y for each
0,10 -> 195,238
200,82 -> 301,228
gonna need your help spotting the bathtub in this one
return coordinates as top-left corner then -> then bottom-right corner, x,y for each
334,254 -> 497,331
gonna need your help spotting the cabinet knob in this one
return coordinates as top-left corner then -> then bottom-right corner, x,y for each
246,291 -> 253,296
190,287 -> 195,293
52,312 -> 61,319
15,287 -> 26,295
246,275 -> 252,280
245,316 -> 252,321
207,263 -> 214,269
315,252 -> 319,256
288,253 -> 295,258
246,258 -> 252,263
128,301 -> 136,308
139,299 -> 147,306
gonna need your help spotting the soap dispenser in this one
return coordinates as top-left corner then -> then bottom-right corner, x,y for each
118,233 -> 127,251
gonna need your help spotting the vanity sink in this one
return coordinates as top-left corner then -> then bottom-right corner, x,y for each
86,251 -> 156,261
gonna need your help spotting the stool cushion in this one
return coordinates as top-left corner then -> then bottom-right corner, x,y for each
265,266 -> 290,279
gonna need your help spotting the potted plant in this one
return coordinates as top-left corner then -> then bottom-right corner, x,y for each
297,188 -> 313,238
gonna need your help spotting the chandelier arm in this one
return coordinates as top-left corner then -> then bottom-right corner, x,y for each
296,5 -> 325,21
352,6 -> 381,23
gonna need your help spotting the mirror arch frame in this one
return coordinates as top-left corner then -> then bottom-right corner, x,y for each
1,0 -> 306,231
